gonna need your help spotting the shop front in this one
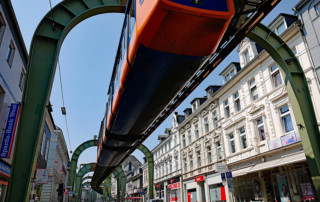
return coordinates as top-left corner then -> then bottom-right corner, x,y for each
232,152 -> 317,201
0,160 -> 10,201
167,181 -> 181,202
155,183 -> 165,200
206,173 -> 226,202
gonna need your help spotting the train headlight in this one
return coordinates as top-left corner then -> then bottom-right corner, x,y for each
191,0 -> 202,6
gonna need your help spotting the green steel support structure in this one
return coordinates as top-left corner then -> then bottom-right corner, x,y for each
102,176 -> 111,201
6,0 -> 127,201
248,23 -> 320,199
112,166 -> 126,201
137,144 -> 154,199
74,163 -> 96,201
70,139 -> 97,190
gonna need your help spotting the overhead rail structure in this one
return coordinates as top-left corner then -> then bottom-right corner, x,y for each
6,0 -> 281,201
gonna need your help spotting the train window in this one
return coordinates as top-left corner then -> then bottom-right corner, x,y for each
129,0 -> 136,42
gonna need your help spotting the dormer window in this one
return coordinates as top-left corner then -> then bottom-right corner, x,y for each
315,3 -> 320,15
275,22 -> 286,35
230,69 -> 235,77
0,13 -> 5,45
244,49 -> 250,64
192,102 -> 197,112
225,73 -> 231,82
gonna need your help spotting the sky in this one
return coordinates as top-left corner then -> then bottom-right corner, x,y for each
10,0 -> 300,176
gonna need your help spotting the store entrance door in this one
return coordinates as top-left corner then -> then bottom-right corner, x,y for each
187,189 -> 197,202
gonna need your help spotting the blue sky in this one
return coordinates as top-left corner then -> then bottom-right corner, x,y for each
11,0 -> 300,174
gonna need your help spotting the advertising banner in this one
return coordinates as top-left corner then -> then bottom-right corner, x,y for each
0,161 -> 11,178
35,169 -> 49,184
0,103 -> 21,158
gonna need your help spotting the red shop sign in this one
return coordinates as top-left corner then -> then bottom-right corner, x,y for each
170,197 -> 179,201
168,182 -> 180,190
194,176 -> 205,182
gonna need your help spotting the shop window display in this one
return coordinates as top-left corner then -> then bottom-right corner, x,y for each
234,176 -> 263,201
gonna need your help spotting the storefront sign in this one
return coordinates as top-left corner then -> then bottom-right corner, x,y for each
168,182 -> 180,190
281,132 -> 297,146
0,161 -> 11,178
226,172 -> 232,178
35,169 -> 49,184
170,197 -> 179,201
221,173 -> 226,181
195,175 -> 205,182
0,103 -> 21,158
268,137 -> 282,150
214,163 -> 227,172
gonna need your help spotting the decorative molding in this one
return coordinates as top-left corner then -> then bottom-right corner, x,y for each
186,124 -> 191,129
193,117 -> 199,124
249,104 -> 264,114
201,110 -> 208,117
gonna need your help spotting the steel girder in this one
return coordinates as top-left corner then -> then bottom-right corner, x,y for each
70,139 -> 97,190
248,23 -> 320,199
137,144 -> 154,199
75,163 -> 96,201
6,0 -> 127,201
112,166 -> 126,201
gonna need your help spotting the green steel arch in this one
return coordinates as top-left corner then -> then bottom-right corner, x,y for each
102,176 -> 112,201
6,0 -> 127,201
70,139 -> 97,190
112,165 -> 126,201
248,23 -> 320,198
75,163 -> 96,201
137,144 -> 154,199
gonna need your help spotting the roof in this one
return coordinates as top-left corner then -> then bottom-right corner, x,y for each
267,13 -> 298,28
294,0 -> 308,11
190,97 -> 207,106
219,62 -> 241,76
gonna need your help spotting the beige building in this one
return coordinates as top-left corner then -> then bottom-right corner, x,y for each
177,13 -> 320,202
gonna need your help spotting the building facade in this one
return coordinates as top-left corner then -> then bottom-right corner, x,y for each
152,114 -> 182,202
172,12 -> 320,202
41,126 -> 70,202
0,0 -> 27,199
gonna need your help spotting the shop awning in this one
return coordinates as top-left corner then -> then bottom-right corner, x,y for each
231,166 -> 253,177
248,151 -> 306,173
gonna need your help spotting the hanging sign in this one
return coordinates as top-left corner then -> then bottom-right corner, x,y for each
0,103 -> 21,158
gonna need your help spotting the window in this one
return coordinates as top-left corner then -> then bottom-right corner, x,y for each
45,140 -> 50,160
204,117 -> 209,134
229,133 -> 236,153
244,50 -> 250,64
207,146 -> 212,164
197,151 -> 201,167
0,86 -> 5,113
276,22 -> 286,35
239,127 -> 247,149
212,111 -> 218,128
169,160 -> 172,173
292,47 -> 300,62
224,99 -> 230,118
270,64 -> 283,87
234,91 -> 241,112
0,14 -> 5,44
40,132 -> 46,155
190,156 -> 193,170
173,135 -> 176,146
6,41 -> 15,67
249,79 -> 259,101
280,105 -> 294,133
216,142 -> 222,160
188,130 -> 192,144
225,73 -> 231,82
316,67 -> 320,85
256,117 -> 266,141
316,3 -> 320,15
230,69 -> 235,77
195,124 -> 199,139
175,156 -> 178,170
182,135 -> 186,147
184,158 -> 187,171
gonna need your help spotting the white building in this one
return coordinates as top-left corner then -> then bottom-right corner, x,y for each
175,13 -> 320,201
0,0 -> 27,198
152,114 -> 182,202
41,126 -> 70,202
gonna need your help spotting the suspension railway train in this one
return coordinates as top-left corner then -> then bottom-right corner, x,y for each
92,0 -> 235,192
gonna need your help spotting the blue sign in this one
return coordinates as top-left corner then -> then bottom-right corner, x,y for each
0,161 -> 11,177
226,172 -> 232,179
221,173 -> 226,181
0,103 -> 20,158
